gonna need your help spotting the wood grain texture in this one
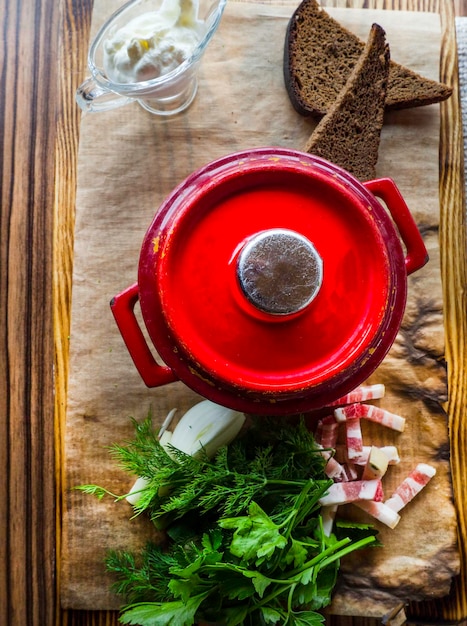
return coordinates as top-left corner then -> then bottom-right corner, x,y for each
54,1 -> 94,625
408,0 -> 467,622
0,1 -> 60,625
0,0 -> 464,625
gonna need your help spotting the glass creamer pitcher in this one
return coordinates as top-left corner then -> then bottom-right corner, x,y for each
76,0 -> 227,115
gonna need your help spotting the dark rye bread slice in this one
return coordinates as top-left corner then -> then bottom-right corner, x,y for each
284,0 -> 452,118
304,23 -> 389,181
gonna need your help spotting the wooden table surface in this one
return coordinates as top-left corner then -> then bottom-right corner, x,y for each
1,1 -> 466,625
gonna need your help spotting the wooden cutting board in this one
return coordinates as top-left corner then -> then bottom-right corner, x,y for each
60,0 -> 465,619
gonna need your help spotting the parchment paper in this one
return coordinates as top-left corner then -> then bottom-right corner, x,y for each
61,0 -> 460,617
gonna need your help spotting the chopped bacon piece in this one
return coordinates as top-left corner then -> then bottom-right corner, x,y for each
315,443 -> 345,480
335,444 -> 400,466
324,455 -> 345,480
332,463 -> 360,483
385,463 -> 436,512
355,500 -> 401,529
315,415 -> 339,448
314,388 -> 434,531
328,384 -> 385,406
341,463 -> 359,482
319,479 -> 383,506
334,403 -> 405,432
321,504 -> 338,536
380,446 -> 401,465
345,418 -> 363,460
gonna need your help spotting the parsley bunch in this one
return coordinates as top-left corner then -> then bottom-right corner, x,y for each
81,416 -> 378,625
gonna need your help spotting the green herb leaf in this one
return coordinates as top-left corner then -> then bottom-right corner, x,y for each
219,502 -> 288,563
75,484 -> 118,500
285,539 -> 309,568
261,606 -> 282,624
240,569 -> 272,597
82,413 -> 380,625
287,609 -> 326,625
119,592 -> 210,626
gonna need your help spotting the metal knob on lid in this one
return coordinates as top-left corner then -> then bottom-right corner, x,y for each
236,229 -> 323,315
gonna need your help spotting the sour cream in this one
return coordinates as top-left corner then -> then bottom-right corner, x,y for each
103,0 -> 202,84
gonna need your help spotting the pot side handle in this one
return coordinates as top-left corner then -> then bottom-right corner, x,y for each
110,283 -> 179,388
363,177 -> 429,275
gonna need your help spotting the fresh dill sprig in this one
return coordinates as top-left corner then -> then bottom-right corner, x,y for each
79,413 -> 379,626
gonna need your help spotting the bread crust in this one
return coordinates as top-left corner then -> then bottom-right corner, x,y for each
304,23 -> 390,181
284,0 -> 452,118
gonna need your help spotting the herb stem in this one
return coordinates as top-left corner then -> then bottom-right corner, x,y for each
247,581 -> 295,613
285,537 -> 352,579
316,535 -> 377,574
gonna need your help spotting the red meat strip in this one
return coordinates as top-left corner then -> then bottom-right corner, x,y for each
315,415 -> 339,448
385,463 -> 436,512
355,500 -> 401,529
319,478 -> 383,506
327,384 -> 385,406
345,418 -> 363,460
315,443 -> 345,480
334,403 -> 406,432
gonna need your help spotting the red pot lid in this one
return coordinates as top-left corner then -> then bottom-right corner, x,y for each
138,148 -> 409,413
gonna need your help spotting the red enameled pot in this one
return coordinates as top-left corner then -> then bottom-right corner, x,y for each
111,147 -> 428,415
